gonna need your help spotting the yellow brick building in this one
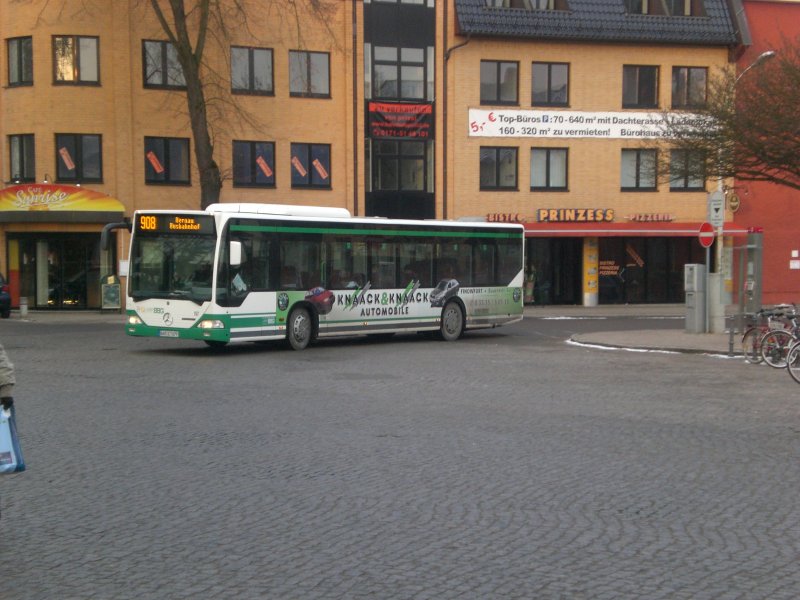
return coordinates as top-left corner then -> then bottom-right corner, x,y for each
0,0 -> 748,309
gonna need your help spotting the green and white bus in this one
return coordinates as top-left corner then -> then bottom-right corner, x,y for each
125,203 -> 524,349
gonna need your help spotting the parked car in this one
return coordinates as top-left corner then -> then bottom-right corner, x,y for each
0,273 -> 11,318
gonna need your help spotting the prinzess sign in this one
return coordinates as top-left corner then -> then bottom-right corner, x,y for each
538,208 -> 614,222
487,209 -> 615,223
0,184 -> 125,212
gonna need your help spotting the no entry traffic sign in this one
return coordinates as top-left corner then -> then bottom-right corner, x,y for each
698,221 -> 715,248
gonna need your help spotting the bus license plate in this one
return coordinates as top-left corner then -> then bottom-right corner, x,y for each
159,330 -> 179,338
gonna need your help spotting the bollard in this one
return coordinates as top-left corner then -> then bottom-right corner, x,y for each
19,297 -> 27,317
728,314 -> 735,357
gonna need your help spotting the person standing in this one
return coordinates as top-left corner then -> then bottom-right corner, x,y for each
0,341 -> 15,519
0,341 -> 14,410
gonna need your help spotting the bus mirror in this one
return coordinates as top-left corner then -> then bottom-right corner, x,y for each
230,240 -> 243,267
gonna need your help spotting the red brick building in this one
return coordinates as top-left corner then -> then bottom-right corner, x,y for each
737,0 -> 800,305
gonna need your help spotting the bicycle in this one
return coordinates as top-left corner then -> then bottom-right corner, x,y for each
740,305 -> 794,364
759,307 -> 800,368
785,340 -> 800,383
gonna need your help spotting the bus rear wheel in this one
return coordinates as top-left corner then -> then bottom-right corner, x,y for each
288,307 -> 313,351
440,301 -> 464,342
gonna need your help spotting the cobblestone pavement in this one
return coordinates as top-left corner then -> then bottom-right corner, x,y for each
0,315 -> 798,599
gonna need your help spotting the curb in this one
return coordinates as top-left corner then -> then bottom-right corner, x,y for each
569,335 -> 740,356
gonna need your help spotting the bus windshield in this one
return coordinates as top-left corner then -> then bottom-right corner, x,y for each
129,234 -> 216,304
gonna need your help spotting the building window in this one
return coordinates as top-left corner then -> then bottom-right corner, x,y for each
53,35 -> 99,84
480,60 -> 518,105
143,40 -> 186,89
532,62 -> 569,106
233,141 -> 275,187
55,133 -> 102,182
9,134 -> 35,182
372,140 -> 426,191
487,0 -> 566,8
625,0 -> 644,11
8,37 -> 33,86
531,148 -> 567,190
289,51 -> 330,98
373,46 -> 425,100
144,137 -> 190,184
290,143 -> 331,188
480,147 -> 517,190
231,46 -> 273,95
672,66 -> 707,109
670,150 -> 705,190
622,65 -> 658,108
621,149 -> 657,190
626,0 -> 705,16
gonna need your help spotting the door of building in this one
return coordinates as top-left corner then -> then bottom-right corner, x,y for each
526,237 -> 582,305
11,234 -> 101,309
598,237 -> 705,304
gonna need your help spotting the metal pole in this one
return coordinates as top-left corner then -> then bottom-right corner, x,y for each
705,245 -> 710,333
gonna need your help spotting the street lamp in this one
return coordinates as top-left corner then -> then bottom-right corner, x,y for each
735,50 -> 776,85
709,49 -> 776,333
720,50 -> 776,193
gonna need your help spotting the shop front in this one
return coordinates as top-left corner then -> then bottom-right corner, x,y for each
519,221 -> 718,306
0,184 -> 124,310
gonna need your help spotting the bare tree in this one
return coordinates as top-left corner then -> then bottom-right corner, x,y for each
147,0 -> 221,209
659,42 -> 800,192
146,0 -> 338,209
19,0 -> 338,208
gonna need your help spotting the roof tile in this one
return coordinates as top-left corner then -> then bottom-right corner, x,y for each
454,0 -> 741,46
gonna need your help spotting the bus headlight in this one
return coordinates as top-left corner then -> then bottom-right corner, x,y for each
128,315 -> 142,325
198,319 -> 224,329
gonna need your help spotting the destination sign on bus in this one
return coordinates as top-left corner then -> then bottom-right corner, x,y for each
135,213 -> 215,235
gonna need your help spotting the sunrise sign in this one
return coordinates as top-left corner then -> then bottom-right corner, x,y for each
0,184 -> 126,212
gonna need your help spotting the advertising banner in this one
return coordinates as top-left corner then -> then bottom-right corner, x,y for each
468,108 -> 704,139
368,102 -> 433,139
0,184 -> 125,213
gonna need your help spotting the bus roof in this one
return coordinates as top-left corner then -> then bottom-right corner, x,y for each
137,203 -> 522,232
206,203 -> 352,219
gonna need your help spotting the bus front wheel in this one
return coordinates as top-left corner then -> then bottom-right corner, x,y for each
440,301 -> 464,342
288,307 -> 313,351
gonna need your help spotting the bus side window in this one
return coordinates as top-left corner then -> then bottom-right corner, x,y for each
436,242 -> 472,285
497,238 -> 523,284
397,240 -> 431,288
473,243 -> 496,286
281,266 -> 299,289
249,236 -> 271,291
303,270 -> 321,289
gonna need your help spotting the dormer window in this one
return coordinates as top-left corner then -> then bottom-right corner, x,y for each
625,0 -> 705,16
486,0 -> 568,10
